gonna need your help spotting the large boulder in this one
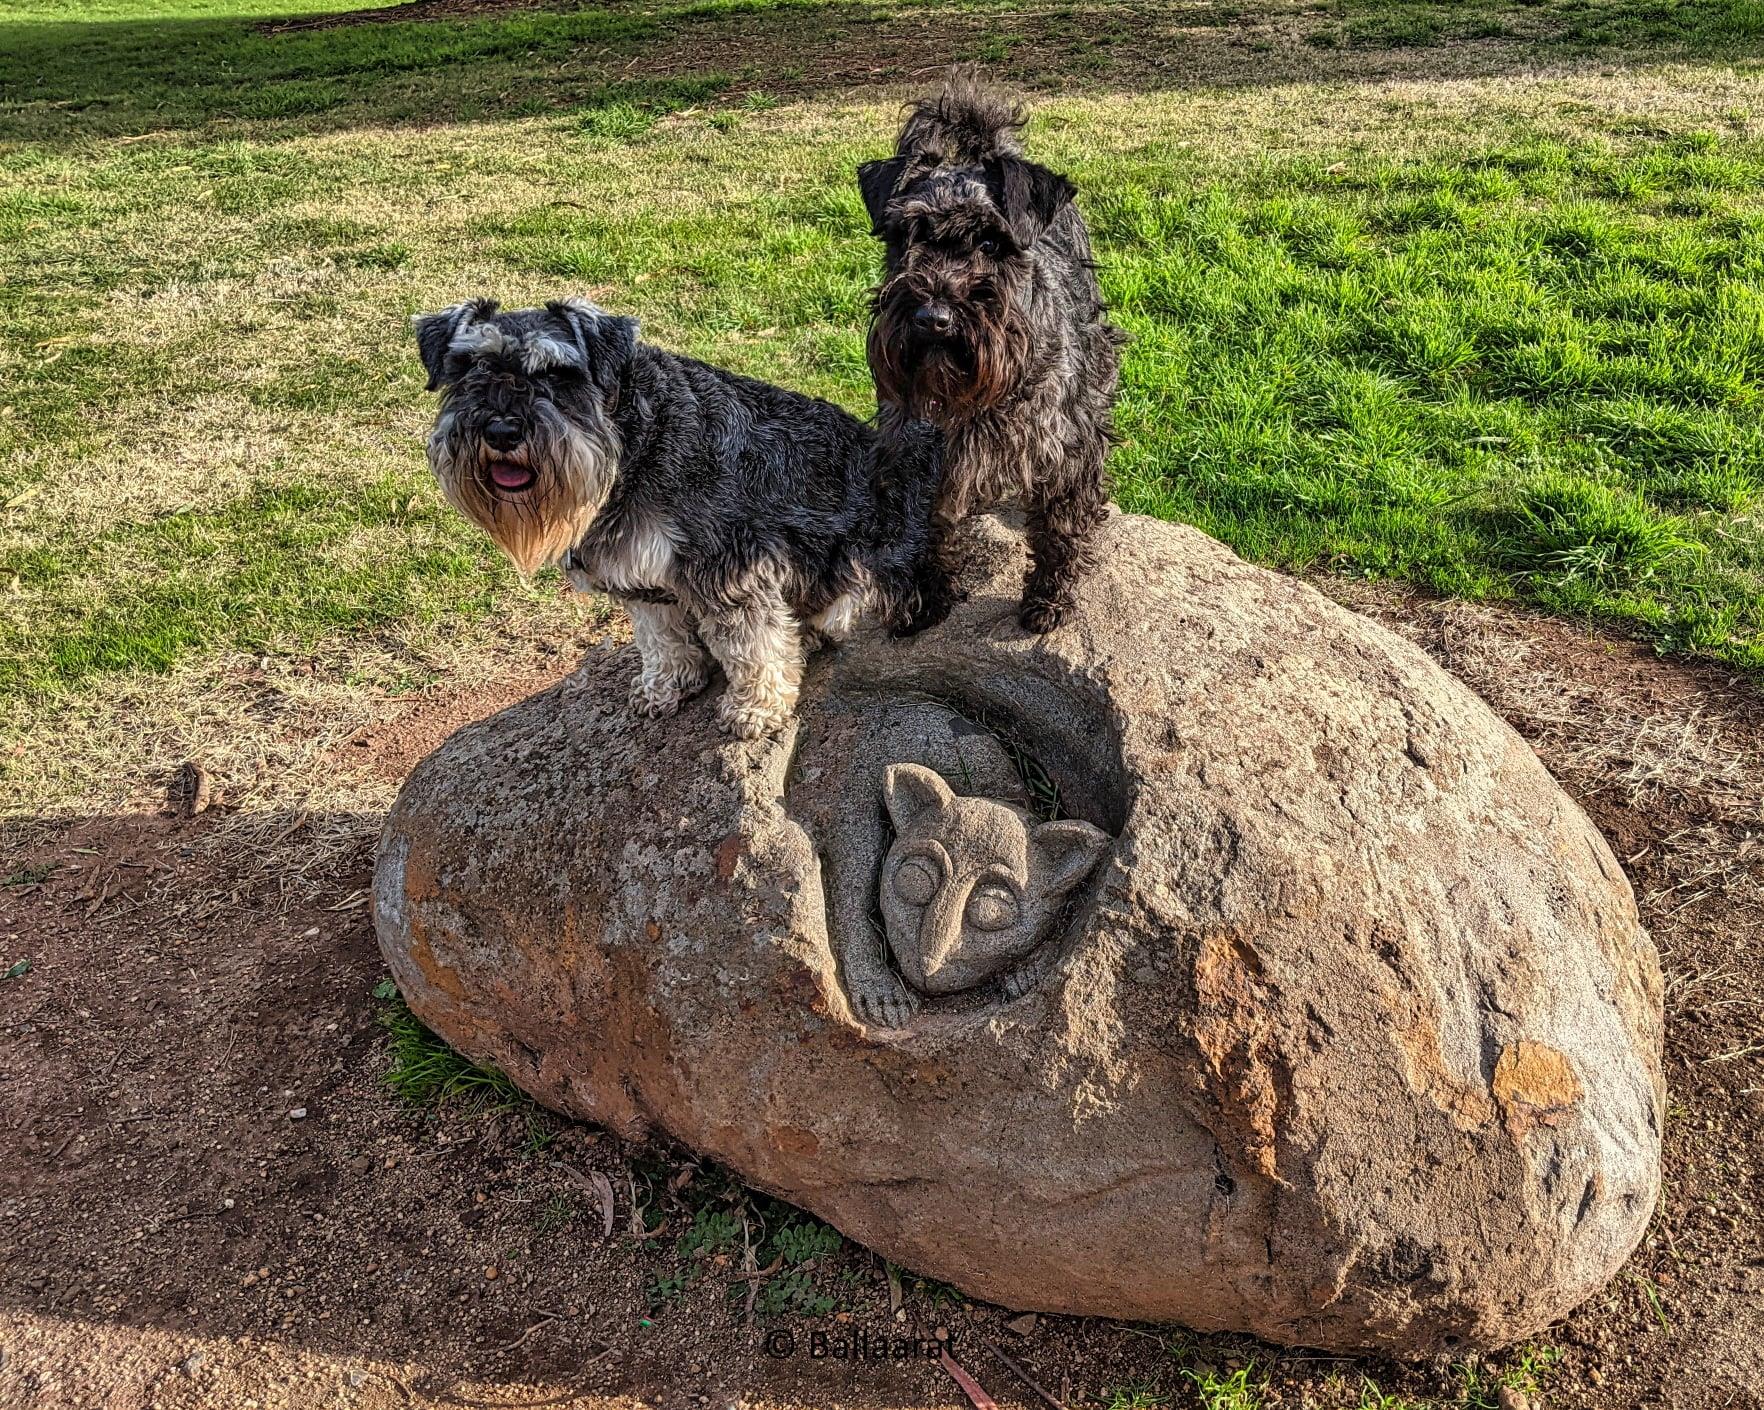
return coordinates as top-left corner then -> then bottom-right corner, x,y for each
373,512 -> 1662,1355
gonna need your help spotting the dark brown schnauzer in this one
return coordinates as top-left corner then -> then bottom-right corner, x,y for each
859,71 -> 1125,633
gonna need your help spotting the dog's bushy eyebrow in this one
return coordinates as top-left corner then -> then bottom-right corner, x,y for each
411,298 -> 506,390
522,333 -> 588,374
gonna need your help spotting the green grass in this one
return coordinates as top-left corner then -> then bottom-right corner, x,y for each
3,0 -> 1764,805
631,1156 -> 850,1317
1098,1386 -> 1174,1410
374,979 -> 556,1147
1095,139 -> 1764,667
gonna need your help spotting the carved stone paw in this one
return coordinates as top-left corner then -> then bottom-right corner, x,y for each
850,977 -> 920,1029
716,692 -> 791,740
999,956 -> 1051,1002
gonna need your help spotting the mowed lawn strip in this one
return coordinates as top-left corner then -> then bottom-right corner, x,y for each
3,2 -> 1764,790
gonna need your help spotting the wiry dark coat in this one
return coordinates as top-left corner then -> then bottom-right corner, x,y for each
418,300 -> 938,621
415,298 -> 944,737
573,332 -> 941,627
859,73 -> 1125,632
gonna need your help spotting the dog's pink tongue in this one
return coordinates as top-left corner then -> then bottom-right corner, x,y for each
490,462 -> 533,491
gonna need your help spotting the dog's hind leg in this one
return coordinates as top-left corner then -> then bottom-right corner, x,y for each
698,586 -> 805,740
627,599 -> 712,719
1019,464 -> 1107,634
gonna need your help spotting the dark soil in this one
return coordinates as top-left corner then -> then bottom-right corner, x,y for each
2,593 -> 1761,1410
252,0 -> 1588,102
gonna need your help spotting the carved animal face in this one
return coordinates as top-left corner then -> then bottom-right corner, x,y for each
412,297 -> 634,575
859,155 -> 1073,424
878,763 -> 1108,996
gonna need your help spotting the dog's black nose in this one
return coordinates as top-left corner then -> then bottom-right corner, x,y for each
483,416 -> 523,452
913,303 -> 954,336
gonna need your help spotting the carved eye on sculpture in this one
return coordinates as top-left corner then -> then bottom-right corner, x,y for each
965,882 -> 1019,932
893,855 -> 941,906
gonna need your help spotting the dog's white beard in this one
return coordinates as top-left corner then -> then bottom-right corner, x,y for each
430,416 -> 619,577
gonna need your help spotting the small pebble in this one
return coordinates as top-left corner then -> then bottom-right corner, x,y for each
288,1108 -> 307,1121
484,1266 -> 499,1281
179,1352 -> 205,1377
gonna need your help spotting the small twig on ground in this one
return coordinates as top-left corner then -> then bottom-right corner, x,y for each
552,1160 -> 617,1238
486,1310 -> 562,1353
627,1170 -> 643,1238
741,1210 -> 759,1324
940,1349 -> 999,1409
985,1340 -> 1068,1410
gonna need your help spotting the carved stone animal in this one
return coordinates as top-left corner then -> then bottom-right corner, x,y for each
879,763 -> 1107,1001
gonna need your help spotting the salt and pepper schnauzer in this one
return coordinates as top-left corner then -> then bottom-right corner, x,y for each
860,72 -> 1125,632
413,297 -> 944,739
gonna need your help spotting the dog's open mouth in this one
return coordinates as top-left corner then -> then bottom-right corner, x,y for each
486,460 -> 535,495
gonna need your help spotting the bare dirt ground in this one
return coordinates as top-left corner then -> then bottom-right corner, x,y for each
258,0 -> 1646,102
2,587 -> 1761,1410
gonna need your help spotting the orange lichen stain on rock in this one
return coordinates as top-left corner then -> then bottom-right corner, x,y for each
1191,931 -> 1280,1181
1393,1014 -> 1497,1133
773,1126 -> 821,1158
713,833 -> 746,884
401,848 -> 443,906
1492,1041 -> 1583,1133
406,923 -> 470,1004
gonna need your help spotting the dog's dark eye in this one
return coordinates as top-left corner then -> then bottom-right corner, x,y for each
977,237 -> 1001,257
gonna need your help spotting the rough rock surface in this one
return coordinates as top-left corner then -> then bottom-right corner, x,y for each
374,512 -> 1663,1355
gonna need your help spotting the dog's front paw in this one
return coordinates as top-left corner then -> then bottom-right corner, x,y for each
715,693 -> 791,740
851,979 -> 920,1029
627,675 -> 688,719
889,590 -> 956,639
1018,596 -> 1070,634
629,679 -> 682,719
629,661 -> 711,720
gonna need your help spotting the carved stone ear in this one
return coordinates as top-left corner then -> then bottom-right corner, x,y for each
991,157 -> 1075,250
857,156 -> 909,235
1032,818 -> 1108,893
882,763 -> 953,831
410,299 -> 495,391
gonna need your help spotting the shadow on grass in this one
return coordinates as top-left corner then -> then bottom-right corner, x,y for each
5,0 -> 1764,146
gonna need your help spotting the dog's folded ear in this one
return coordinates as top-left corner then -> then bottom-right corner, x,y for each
992,157 -> 1076,251
857,156 -> 909,235
549,298 -> 639,399
410,300 -> 495,392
